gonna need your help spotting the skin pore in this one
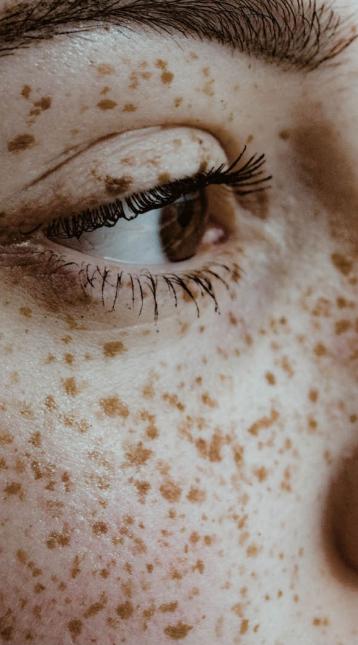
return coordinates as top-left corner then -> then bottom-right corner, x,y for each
0,0 -> 357,643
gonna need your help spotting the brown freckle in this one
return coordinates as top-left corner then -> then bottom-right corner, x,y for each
67,619 -> 83,638
97,99 -> 117,110
163,392 -> 185,412
63,377 -> 79,396
64,353 -> 74,365
123,103 -> 137,112
61,335 -> 72,344
174,97 -> 183,108
265,371 -> 276,385
34,583 -> 45,593
92,521 -> 108,536
201,392 -> 217,408
116,601 -> 134,619
160,479 -> 182,502
100,85 -> 111,95
164,622 -> 193,640
19,306 -> 32,318
16,548 -> 28,564
105,175 -> 133,196
254,466 -> 268,482
335,319 -> 351,335
100,395 -> 129,418
160,602 -> 178,613
103,340 -> 127,357
248,409 -> 279,436
309,389 -> 319,403
158,172 -> 171,184
0,431 -> 13,445
314,342 -> 327,357
8,133 -> 35,152
71,555 -> 81,579
21,84 -> 32,99
240,619 -> 249,634
45,353 -> 56,364
4,481 -> 25,500
33,96 -> 52,112
331,253 -> 353,276
187,487 -> 206,503
279,129 -> 290,141
125,442 -> 152,466
29,431 -> 42,447
134,479 -> 151,501
46,529 -> 70,549
96,63 -> 115,75
161,71 -> 174,84
246,543 -> 259,557
83,593 -> 107,618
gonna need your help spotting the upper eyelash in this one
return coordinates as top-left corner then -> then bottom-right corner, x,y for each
46,146 -> 271,240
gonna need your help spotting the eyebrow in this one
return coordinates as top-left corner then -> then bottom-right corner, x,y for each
0,0 -> 356,70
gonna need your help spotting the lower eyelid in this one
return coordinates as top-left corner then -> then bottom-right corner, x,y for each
0,237 -> 241,327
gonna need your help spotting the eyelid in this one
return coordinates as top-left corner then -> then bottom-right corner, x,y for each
4,126 -> 227,235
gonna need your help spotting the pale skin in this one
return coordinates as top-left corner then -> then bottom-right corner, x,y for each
0,0 -> 357,644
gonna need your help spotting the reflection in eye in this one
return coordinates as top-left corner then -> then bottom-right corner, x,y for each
46,147 -> 270,266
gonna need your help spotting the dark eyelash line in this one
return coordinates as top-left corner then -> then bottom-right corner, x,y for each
16,245 -> 238,320
46,146 -> 271,240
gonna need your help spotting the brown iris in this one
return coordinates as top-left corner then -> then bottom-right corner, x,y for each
159,189 -> 208,262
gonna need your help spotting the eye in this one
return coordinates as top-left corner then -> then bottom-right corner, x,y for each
45,148 -> 269,267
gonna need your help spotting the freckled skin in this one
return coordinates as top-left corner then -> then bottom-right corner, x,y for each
0,6 -> 357,645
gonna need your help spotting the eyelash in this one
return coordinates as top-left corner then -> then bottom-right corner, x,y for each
46,146 -> 271,240
21,146 -> 270,319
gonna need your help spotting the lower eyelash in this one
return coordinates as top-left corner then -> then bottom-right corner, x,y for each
77,259 -> 236,319
8,245 -> 239,320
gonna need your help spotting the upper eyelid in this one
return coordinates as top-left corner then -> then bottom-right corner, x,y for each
0,0 -> 356,71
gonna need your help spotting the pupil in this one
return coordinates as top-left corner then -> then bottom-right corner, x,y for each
177,197 -> 195,228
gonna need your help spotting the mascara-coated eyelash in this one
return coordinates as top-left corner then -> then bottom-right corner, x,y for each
47,146 -> 271,241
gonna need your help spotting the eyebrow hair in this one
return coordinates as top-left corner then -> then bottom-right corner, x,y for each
0,0 -> 356,70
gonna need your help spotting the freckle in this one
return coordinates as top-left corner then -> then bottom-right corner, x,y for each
123,103 -> 137,112
18,306 -> 32,318
29,431 -> 42,447
105,175 -> 133,196
100,395 -> 129,418
161,70 -> 174,84
308,389 -> 319,403
155,58 -> 167,69
254,466 -> 268,482
116,601 -> 134,619
100,86 -> 111,95
240,619 -> 250,635
44,394 -> 57,411
96,63 -> 115,75
67,619 -> 83,638
34,583 -> 45,593
279,129 -> 290,141
8,133 -> 35,152
21,84 -> 32,99
187,487 -> 206,503
46,529 -> 70,549
4,481 -> 25,500
265,371 -> 276,385
160,602 -> 178,613
160,479 -> 182,502
33,96 -> 52,111
314,342 -> 327,357
92,521 -> 108,536
125,442 -> 152,466
97,99 -> 117,110
331,253 -> 353,276
62,377 -> 79,396
174,97 -> 183,108
164,622 -> 193,640
335,319 -> 351,335
103,341 -> 127,357
158,172 -> 171,184
61,335 -> 72,344
64,353 -> 74,365
201,392 -> 217,408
